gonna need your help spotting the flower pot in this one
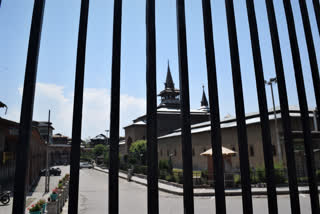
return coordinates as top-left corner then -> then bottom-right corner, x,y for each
50,193 -> 58,201
29,211 -> 41,214
42,203 -> 47,213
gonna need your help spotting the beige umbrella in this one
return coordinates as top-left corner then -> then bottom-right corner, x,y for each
200,147 -> 236,157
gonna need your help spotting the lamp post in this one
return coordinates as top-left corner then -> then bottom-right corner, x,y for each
105,129 -> 110,145
265,78 -> 283,164
45,110 -> 51,193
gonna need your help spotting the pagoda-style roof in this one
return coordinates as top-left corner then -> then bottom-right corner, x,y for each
157,61 -> 181,109
158,88 -> 180,97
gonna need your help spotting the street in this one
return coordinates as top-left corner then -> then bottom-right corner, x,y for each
0,166 -> 315,213
78,168 -> 315,214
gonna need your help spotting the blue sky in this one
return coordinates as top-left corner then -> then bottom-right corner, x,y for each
0,0 -> 319,138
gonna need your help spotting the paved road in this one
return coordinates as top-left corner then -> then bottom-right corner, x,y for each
78,168 -> 315,214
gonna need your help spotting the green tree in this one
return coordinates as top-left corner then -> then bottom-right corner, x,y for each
93,144 -> 107,158
128,140 -> 147,165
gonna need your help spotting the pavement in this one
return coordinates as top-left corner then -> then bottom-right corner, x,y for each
2,166 -> 317,213
0,165 -> 69,214
73,167 -> 316,214
93,166 -> 320,197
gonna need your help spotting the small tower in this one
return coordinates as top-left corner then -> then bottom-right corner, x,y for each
158,61 -> 180,109
200,85 -> 210,112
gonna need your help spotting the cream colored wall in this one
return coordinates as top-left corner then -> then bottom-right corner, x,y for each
157,118 -> 303,171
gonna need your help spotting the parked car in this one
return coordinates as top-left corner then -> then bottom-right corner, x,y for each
39,167 -> 61,176
80,162 -> 93,169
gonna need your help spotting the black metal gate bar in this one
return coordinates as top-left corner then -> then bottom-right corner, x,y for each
245,0 -> 279,213
225,0 -> 253,213
294,1 -> 320,212
201,1 -> 226,213
176,0 -> 194,213
68,0 -> 89,213
12,0 -> 45,213
299,0 -> 320,134
146,0 -> 159,213
108,0 -> 123,213
312,0 -> 320,36
264,0 -> 301,213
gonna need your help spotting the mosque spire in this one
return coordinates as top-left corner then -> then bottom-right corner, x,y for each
201,85 -> 209,107
165,60 -> 175,89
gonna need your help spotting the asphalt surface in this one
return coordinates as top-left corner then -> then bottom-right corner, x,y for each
78,168 -> 316,214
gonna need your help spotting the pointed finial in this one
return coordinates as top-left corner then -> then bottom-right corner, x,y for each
165,60 -> 174,89
201,86 -> 209,107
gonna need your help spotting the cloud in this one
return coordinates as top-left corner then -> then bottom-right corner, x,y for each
11,82 -> 146,139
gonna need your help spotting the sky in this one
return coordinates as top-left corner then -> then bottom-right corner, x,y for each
0,0 -> 319,139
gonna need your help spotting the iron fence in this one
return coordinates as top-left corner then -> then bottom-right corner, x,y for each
9,0 -> 320,213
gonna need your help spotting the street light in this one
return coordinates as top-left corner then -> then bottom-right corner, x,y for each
265,78 -> 283,164
105,130 -> 109,145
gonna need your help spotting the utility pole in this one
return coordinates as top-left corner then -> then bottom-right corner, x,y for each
45,110 -> 51,193
265,78 -> 283,164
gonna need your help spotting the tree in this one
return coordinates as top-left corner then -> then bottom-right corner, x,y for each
128,140 -> 147,165
93,144 -> 107,158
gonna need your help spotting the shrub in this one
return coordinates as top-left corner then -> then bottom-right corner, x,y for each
165,174 -> 176,182
201,170 -> 208,179
177,173 -> 184,184
159,160 -> 169,171
255,166 -> 266,183
159,170 -> 167,180
133,165 -> 147,175
274,163 -> 286,184
234,174 -> 241,185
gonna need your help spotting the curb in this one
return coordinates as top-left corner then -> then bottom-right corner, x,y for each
92,167 -> 314,197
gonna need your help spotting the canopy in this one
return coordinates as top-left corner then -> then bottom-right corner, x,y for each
200,147 -> 236,157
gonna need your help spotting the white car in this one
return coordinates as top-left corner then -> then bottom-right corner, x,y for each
80,162 -> 93,169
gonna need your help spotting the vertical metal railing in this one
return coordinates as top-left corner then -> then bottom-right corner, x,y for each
108,0 -> 123,213
245,0 -> 278,213
146,0 -> 159,213
225,0 -> 253,213
68,0 -> 89,213
12,0 -> 46,213
282,1 -> 320,213
299,0 -> 320,131
201,0 -> 226,213
265,0 -> 301,213
176,0 -> 194,213
313,0 -> 320,37
10,0 -> 320,213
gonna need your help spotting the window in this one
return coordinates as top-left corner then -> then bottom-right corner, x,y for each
174,149 -> 177,156
203,148 -> 206,152
250,145 -> 254,157
167,150 -> 169,156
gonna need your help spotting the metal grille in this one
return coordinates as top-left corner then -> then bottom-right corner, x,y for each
11,0 -> 320,214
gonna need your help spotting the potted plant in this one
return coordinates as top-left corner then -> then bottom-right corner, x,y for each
37,199 -> 46,213
28,203 -> 42,214
50,188 -> 58,201
58,182 -> 63,189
